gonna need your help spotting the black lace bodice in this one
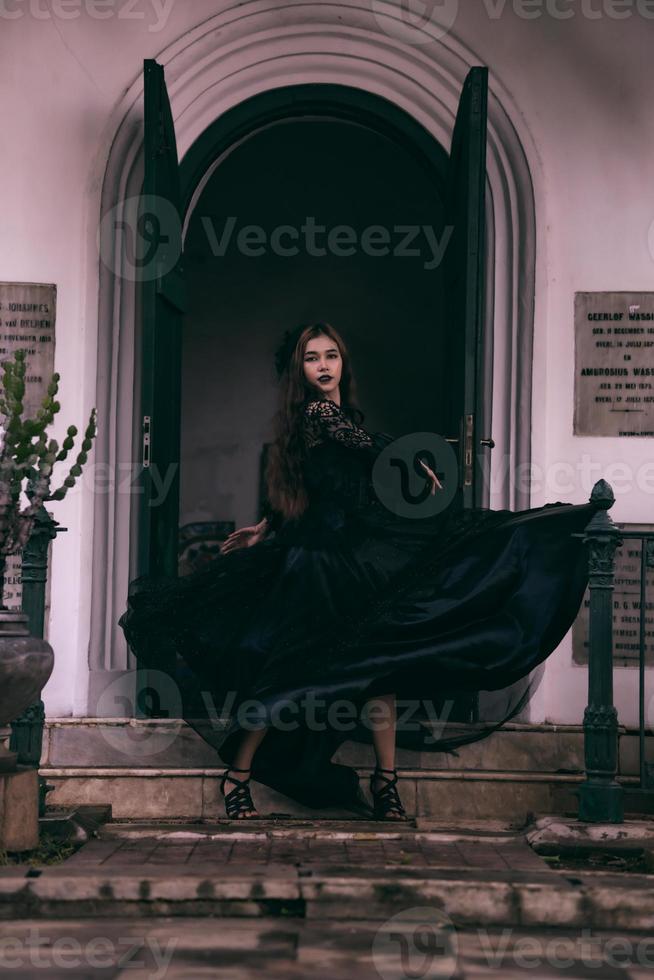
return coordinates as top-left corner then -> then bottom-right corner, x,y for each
303,397 -> 375,451
262,398 -> 390,532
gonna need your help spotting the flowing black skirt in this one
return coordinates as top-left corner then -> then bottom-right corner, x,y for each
118,496 -> 597,814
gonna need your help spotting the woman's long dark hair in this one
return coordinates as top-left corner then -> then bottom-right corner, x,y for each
265,322 -> 366,522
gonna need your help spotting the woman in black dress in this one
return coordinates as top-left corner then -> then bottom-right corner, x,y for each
217,323 -> 444,820
119,320 -> 599,822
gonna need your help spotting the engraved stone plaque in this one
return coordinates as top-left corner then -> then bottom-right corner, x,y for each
0,282 -> 57,610
574,291 -> 654,436
572,523 -> 654,667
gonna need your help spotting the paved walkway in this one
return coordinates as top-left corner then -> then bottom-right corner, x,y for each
1,816 -> 654,978
62,821 -> 552,875
2,916 -> 654,978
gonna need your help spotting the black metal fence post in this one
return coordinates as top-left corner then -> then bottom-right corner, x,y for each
578,479 -> 624,823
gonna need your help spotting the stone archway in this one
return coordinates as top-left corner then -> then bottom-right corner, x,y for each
88,1 -> 538,710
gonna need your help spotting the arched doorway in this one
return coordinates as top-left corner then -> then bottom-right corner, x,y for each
139,71 -> 489,585
89,11 -> 537,713
176,81 -> 489,566
125,64 -> 497,740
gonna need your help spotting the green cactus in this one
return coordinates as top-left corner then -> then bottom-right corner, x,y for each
0,349 -> 98,560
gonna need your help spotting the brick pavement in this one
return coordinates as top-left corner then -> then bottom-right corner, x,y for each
62,824 -> 554,875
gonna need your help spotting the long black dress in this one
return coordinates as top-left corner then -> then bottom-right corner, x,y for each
118,396 -> 598,814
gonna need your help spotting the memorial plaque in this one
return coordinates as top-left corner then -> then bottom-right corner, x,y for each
0,282 -> 57,610
574,291 -> 654,436
572,523 -> 654,667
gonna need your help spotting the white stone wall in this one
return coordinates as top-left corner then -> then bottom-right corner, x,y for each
1,1 -> 652,729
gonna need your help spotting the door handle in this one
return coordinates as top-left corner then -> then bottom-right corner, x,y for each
444,417 -> 493,491
142,415 -> 151,469
445,436 -> 495,448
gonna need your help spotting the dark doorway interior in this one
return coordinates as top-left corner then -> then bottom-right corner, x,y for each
180,116 -> 449,534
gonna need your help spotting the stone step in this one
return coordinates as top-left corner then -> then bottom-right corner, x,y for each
93,817 -> 540,842
0,916 -> 624,980
2,821 -> 654,929
41,719 -> 651,777
40,764 -> 641,822
2,915 -> 653,979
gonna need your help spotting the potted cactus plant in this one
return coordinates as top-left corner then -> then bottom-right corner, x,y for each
0,348 -> 97,772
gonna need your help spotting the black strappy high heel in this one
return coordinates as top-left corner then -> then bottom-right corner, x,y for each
220,766 -> 258,819
369,766 -> 408,821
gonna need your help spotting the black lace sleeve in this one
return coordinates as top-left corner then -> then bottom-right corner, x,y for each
304,398 -> 375,450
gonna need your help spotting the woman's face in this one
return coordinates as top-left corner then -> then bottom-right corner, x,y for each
303,335 -> 342,398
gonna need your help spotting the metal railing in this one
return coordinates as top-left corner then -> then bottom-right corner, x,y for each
576,478 -> 653,823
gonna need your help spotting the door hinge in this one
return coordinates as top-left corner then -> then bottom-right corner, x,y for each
142,415 -> 151,468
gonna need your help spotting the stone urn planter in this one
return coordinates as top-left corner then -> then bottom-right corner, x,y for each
0,350 -> 96,847
0,609 -> 54,771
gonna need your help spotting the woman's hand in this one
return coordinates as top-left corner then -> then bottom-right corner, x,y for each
219,520 -> 267,555
418,458 -> 444,494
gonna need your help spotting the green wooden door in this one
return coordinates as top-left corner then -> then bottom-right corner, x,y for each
138,58 -> 186,582
443,67 -> 491,509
